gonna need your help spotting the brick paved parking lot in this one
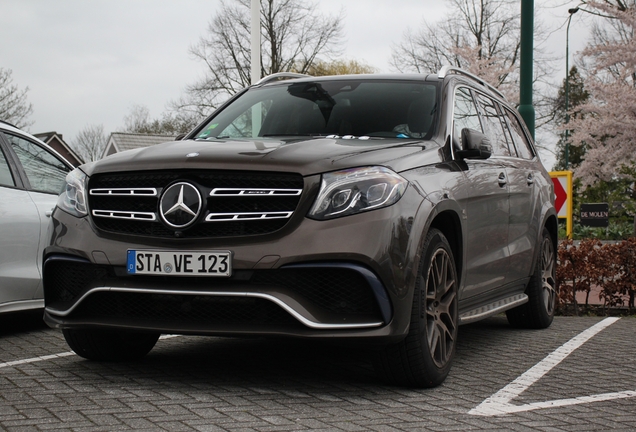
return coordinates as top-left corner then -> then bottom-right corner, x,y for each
1,312 -> 635,431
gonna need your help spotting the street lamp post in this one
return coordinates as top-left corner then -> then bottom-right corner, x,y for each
519,0 -> 535,139
565,7 -> 579,170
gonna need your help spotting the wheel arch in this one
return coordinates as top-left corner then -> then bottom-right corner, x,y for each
544,214 -> 558,253
531,211 -> 558,273
428,210 -> 464,287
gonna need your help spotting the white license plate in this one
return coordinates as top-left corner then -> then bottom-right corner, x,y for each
127,250 -> 232,276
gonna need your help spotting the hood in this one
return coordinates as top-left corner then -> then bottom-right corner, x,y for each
86,136 -> 443,177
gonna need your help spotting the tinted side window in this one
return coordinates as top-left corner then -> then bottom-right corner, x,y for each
453,87 -> 482,141
6,133 -> 69,194
503,108 -> 535,160
475,93 -> 512,157
0,146 -> 16,187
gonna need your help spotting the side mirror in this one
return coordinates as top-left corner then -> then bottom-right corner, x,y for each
175,133 -> 186,141
455,128 -> 492,160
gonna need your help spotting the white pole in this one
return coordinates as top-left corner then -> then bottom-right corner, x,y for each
250,0 -> 260,85
250,0 -> 262,137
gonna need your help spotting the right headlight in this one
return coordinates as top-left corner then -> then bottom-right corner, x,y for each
57,168 -> 88,217
308,166 -> 408,220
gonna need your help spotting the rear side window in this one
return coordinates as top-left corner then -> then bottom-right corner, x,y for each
475,93 -> 512,157
0,146 -> 16,187
503,108 -> 535,160
6,133 -> 69,194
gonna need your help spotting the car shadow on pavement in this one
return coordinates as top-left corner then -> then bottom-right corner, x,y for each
0,309 -> 47,337
50,315 -> 526,393
67,336 -> 383,390
54,316 -> 521,392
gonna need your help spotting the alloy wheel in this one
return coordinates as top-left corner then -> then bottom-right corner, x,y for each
424,248 -> 458,368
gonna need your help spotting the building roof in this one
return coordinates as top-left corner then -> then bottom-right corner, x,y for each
102,132 -> 177,158
33,131 -> 84,167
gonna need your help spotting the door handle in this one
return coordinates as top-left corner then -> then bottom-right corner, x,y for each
527,173 -> 534,185
498,172 -> 507,187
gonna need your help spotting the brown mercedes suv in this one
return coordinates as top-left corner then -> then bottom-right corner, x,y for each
43,67 -> 557,387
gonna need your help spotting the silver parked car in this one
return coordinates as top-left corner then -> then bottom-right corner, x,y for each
0,120 -> 72,314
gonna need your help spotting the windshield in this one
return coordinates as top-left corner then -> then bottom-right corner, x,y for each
195,80 -> 438,140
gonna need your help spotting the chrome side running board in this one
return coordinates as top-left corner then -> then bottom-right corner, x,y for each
459,294 -> 528,324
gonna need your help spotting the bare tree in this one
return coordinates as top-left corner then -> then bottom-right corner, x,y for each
0,68 -> 33,128
171,0 -> 344,118
305,59 -> 377,76
72,124 -> 107,162
391,0 -> 521,76
122,104 -> 198,135
122,105 -> 152,133
391,0 -> 555,129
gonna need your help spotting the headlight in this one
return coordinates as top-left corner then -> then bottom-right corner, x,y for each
57,168 -> 88,217
308,166 -> 408,220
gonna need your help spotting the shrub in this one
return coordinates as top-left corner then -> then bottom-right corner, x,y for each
556,238 -> 636,315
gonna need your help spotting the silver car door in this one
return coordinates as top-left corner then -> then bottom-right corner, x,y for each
0,144 -> 42,305
4,132 -> 71,302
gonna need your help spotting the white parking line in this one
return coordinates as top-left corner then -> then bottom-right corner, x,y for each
469,317 -> 636,416
0,351 -> 75,369
0,334 -> 180,370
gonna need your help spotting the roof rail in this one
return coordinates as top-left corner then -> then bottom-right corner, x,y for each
437,66 -> 506,100
255,72 -> 311,86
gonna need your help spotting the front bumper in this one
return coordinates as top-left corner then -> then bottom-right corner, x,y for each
43,187 -> 427,342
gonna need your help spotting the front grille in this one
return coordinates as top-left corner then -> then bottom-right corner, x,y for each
87,170 -> 304,238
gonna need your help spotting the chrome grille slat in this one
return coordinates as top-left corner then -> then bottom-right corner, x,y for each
90,188 -> 157,196
205,211 -> 293,222
210,188 -> 302,196
92,210 -> 157,221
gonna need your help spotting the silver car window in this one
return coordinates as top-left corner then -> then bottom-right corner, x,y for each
6,133 -> 69,194
0,146 -> 16,187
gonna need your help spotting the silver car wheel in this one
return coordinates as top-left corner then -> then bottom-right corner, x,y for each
425,248 -> 457,369
541,236 -> 556,315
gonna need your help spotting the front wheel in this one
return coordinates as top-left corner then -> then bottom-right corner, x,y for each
374,229 -> 459,388
506,227 -> 556,329
63,329 -> 160,361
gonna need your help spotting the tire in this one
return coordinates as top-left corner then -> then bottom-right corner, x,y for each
63,329 -> 160,361
506,227 -> 556,329
374,229 -> 459,388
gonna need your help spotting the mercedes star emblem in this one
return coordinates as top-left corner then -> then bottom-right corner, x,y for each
159,182 -> 202,229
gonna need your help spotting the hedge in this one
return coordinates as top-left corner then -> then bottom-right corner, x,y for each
557,238 -> 636,314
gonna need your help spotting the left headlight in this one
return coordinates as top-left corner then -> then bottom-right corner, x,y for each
308,166 -> 408,220
57,168 -> 88,217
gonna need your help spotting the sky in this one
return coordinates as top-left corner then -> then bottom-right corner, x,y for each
1,0 -> 594,166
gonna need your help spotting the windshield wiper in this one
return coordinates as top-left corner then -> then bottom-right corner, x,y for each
261,134 -> 314,137
196,135 -> 230,140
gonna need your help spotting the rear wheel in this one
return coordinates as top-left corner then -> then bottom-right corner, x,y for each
63,329 -> 160,361
506,227 -> 556,329
374,229 -> 458,387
